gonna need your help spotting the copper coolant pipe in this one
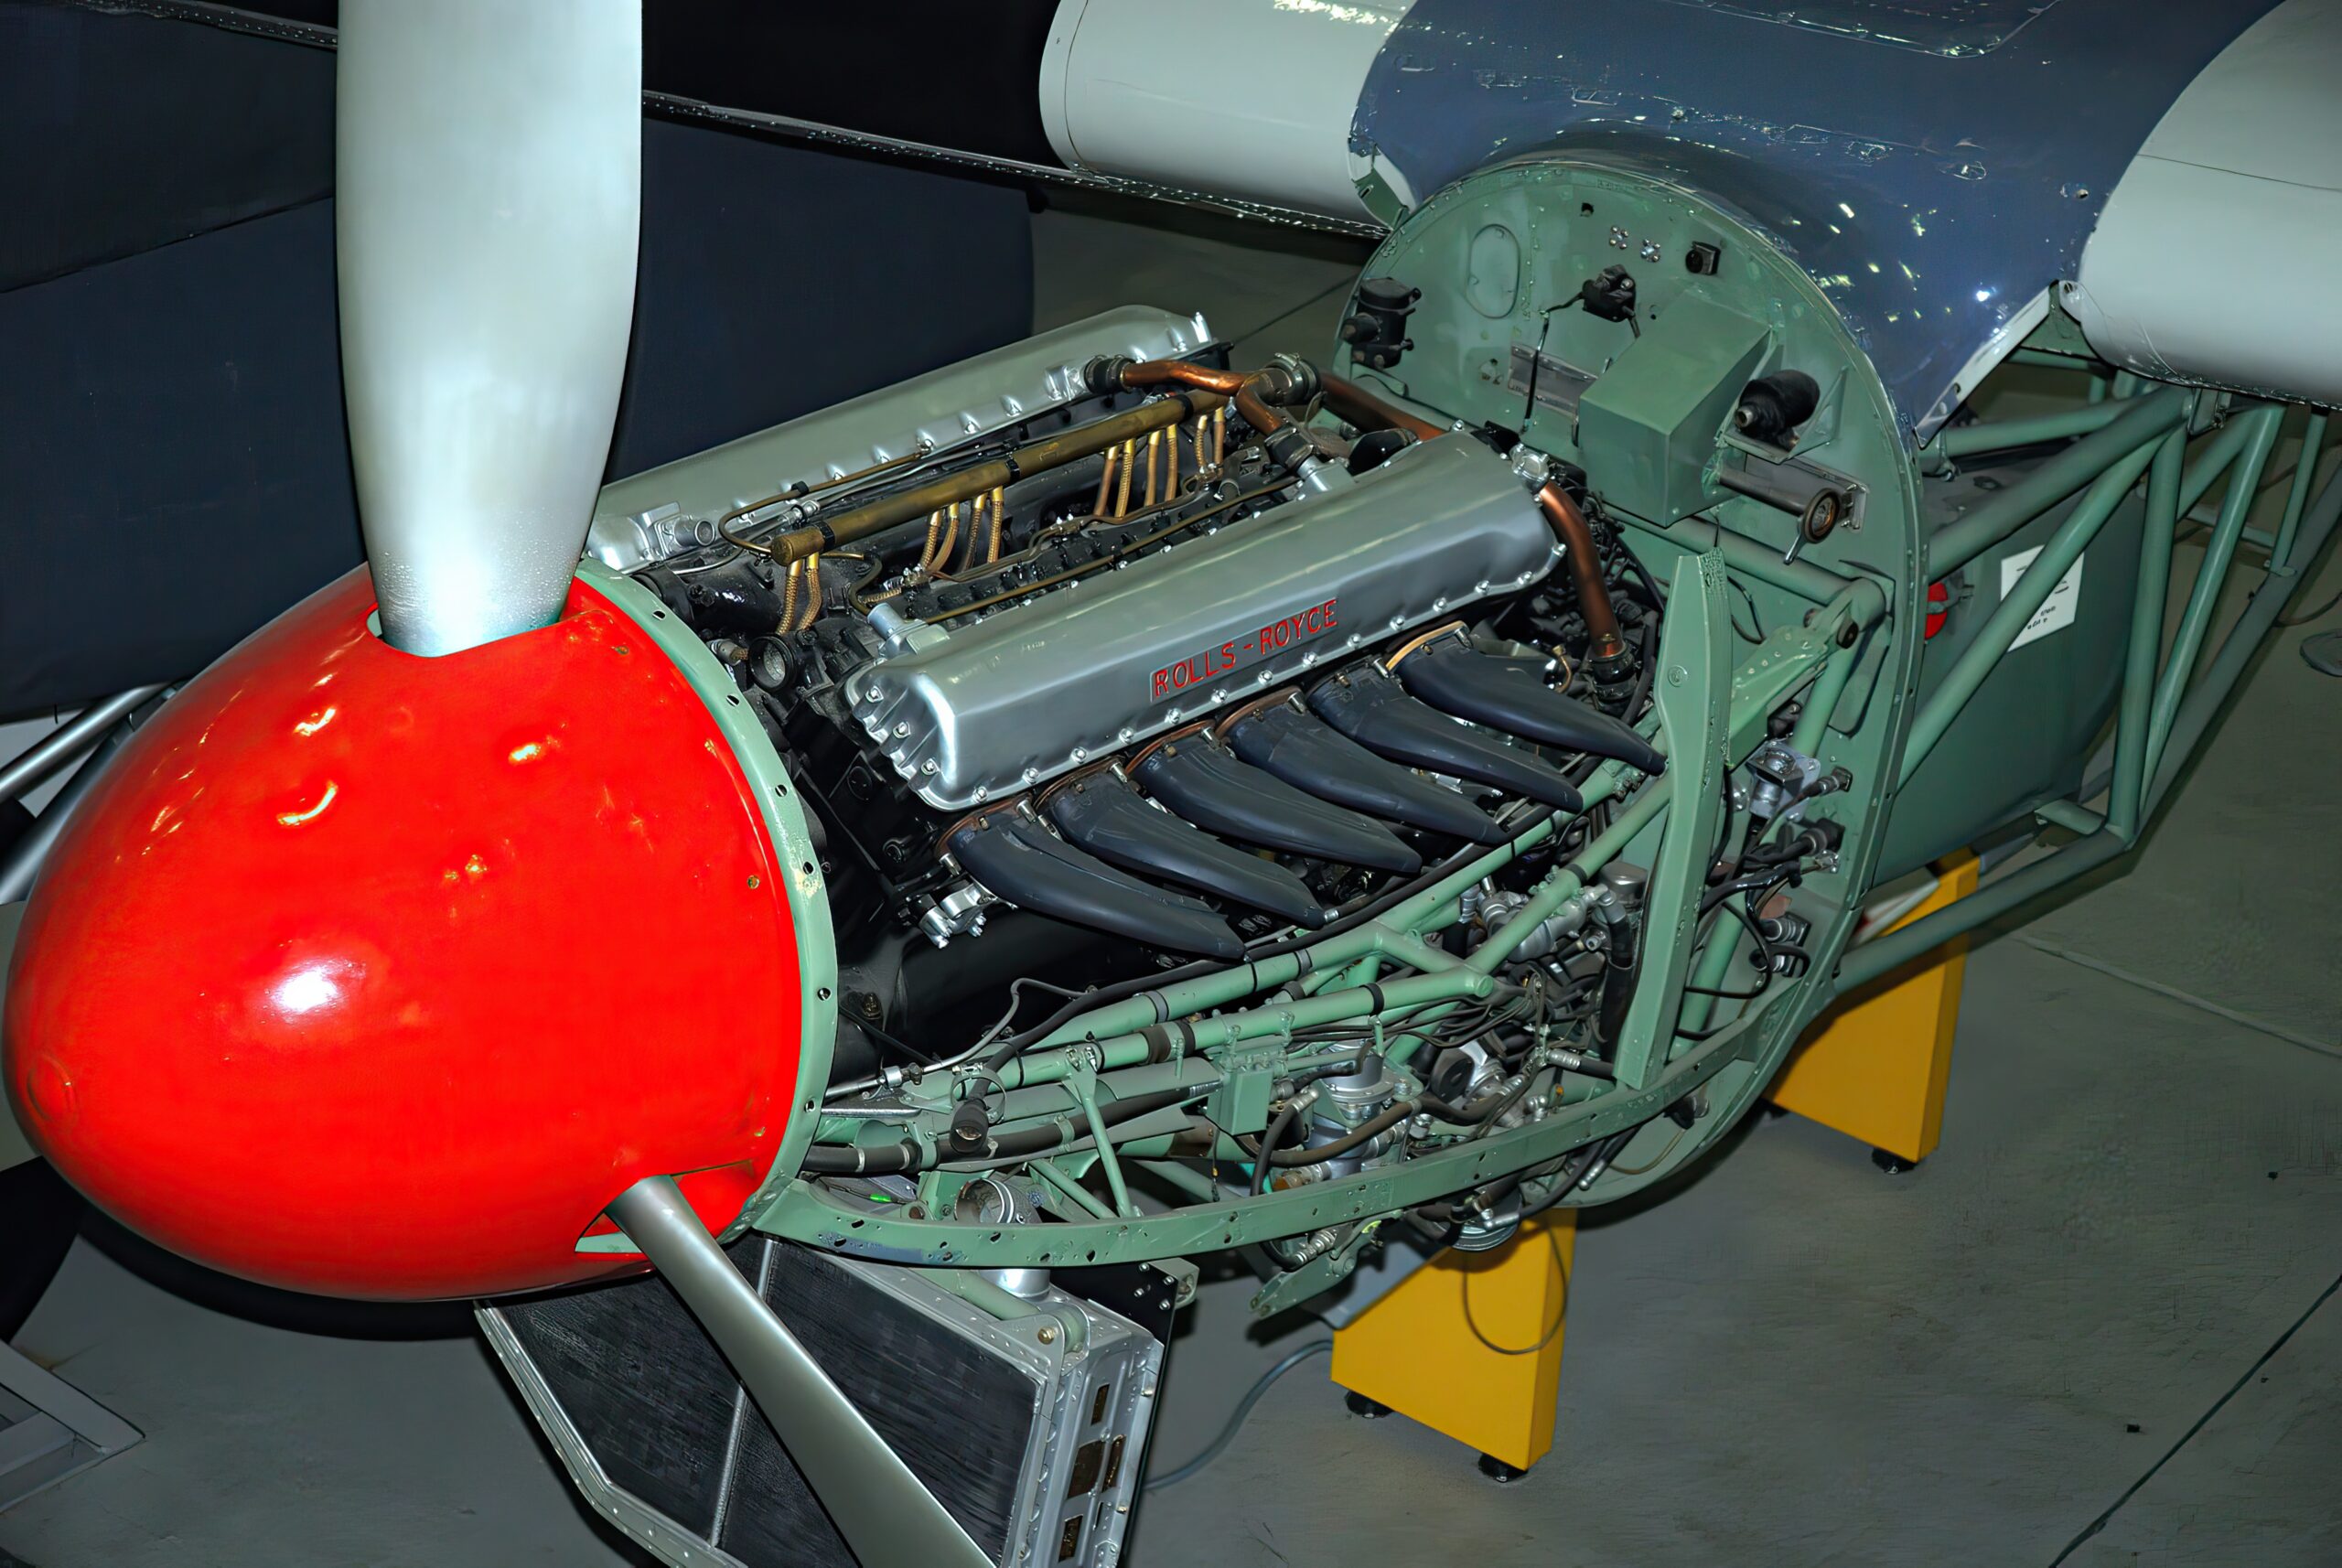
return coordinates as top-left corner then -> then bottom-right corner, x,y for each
758,356 -> 1435,567
1320,372 -> 1445,444
1536,483 -> 1627,661
1119,358 -> 1446,447
765,390 -> 1225,564
1115,358 -> 1292,436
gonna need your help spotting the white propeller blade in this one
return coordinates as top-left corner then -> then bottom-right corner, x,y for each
337,0 -> 641,656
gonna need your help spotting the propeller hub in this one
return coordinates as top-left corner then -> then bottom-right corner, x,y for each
3,567 -> 807,1299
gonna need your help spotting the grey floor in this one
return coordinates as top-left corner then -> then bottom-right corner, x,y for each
6,194 -> 2340,1568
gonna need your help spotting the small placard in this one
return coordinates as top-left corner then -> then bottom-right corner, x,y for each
1998,545 -> 2082,650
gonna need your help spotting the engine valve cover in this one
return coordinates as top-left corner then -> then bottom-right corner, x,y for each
850,435 -> 1558,810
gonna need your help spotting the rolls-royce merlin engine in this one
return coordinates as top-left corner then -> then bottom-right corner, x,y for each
16,0 -> 2339,1560
589,306 -> 1675,1098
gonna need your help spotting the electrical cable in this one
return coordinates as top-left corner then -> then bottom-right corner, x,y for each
1460,1226 -> 1573,1356
2275,583 -> 2342,628
1519,1128 -> 1638,1220
856,1015 -> 942,1066
1606,1122 -> 1690,1176
1681,901 -> 1783,1003
1519,304 -> 1567,430
1601,505 -> 1667,614
1252,1098 -> 1301,1197
973,976 -> 1092,1052
1142,1340 -> 1334,1491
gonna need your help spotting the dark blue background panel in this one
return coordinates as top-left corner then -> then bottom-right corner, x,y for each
4,9 -> 1032,718
0,1 -> 332,292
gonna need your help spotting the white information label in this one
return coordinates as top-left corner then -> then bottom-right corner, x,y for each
1999,545 -> 2083,650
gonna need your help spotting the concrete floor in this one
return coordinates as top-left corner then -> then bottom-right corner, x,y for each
6,191 -> 2340,1568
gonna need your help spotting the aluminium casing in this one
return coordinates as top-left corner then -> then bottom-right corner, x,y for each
850,435 -> 1561,811
480,1236 -> 1165,1568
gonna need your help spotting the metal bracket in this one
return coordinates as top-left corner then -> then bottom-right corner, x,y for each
1610,552 -> 1730,1090
1498,340 -> 1598,423
1248,1219 -> 1385,1318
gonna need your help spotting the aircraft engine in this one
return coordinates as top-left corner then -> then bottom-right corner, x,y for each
7,2 -> 2339,1562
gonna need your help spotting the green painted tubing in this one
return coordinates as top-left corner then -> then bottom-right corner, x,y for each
1935,400 -> 2129,460
1836,829 -> 2128,992
1016,804 -> 1581,1058
2145,404 -> 2284,783
2009,348 -> 2100,371
1372,922 -> 1466,973
1902,436 -> 2162,779
973,1058 -> 1224,1120
2033,798 -> 2105,836
1314,952 -> 1379,997
1926,388 -> 2187,578
1469,786 -> 1671,975
999,971 -> 1493,1098
1210,971 -> 1491,1044
2175,414 -> 2257,521
1031,1155 -> 1118,1220
2148,462 -> 2342,820
1005,762 -> 1643,1065
1641,515 -> 1872,612
1840,463 -> 2342,991
1112,1133 -> 1213,1160
987,771 -> 1673,1088
1071,1084 -> 1139,1218
2110,430 -> 2186,840
1675,897 -> 1749,1035
2273,411 -> 2329,568
1789,639 -> 1858,757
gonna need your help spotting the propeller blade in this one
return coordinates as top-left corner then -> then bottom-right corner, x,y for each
337,0 -> 641,656
604,1177 -> 993,1568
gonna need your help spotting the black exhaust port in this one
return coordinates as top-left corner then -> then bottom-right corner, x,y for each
1044,769 -> 1334,928
1130,731 -> 1420,875
946,809 -> 1243,960
1219,697 -> 1507,843
1390,630 -> 1666,775
1307,663 -> 1584,812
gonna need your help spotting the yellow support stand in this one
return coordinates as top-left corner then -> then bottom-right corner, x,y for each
1330,856 -> 1976,1466
1329,1212 -> 1575,1476
1767,852 -> 1981,1166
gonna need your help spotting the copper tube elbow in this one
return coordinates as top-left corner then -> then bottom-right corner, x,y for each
1535,483 -> 1626,660
1320,372 -> 1445,445
1119,359 -> 1295,436
1117,360 -> 1247,397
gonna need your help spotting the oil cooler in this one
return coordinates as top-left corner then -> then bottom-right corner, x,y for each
479,1238 -> 1168,1567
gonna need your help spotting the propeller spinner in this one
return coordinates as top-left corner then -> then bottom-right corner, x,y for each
3,0 -> 800,1301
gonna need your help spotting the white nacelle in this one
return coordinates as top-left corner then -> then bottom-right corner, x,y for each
1037,0 -> 1415,222
2068,0 -> 2342,407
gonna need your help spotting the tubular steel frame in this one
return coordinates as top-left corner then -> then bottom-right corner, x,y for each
744,373 -> 2335,1281
1844,391 -> 2333,989
751,564 -> 1879,1273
